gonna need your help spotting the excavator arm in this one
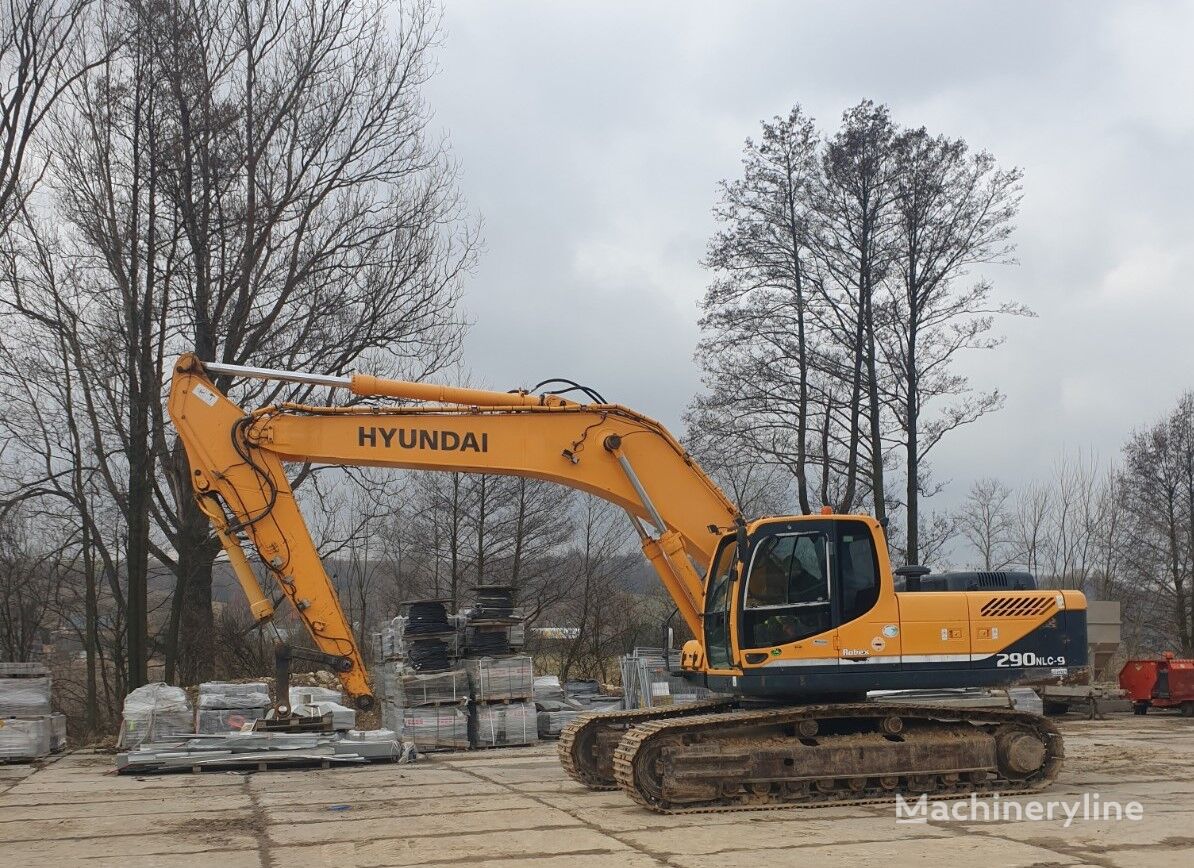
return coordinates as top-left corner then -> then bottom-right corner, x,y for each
167,354 -> 740,708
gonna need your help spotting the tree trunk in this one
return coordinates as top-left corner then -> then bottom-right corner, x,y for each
174,495 -> 217,684
905,325 -> 919,563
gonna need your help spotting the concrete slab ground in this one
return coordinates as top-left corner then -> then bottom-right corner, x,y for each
1,714 -> 1191,867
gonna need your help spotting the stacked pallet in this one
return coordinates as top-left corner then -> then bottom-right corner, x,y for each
373,587 -> 537,750
196,681 -> 270,734
118,683 -> 194,749
467,657 -> 537,748
379,667 -> 470,751
0,663 -> 66,760
462,586 -> 536,749
376,599 -> 470,751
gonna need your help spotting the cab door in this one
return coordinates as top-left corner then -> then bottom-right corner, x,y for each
833,521 -> 901,668
701,538 -> 738,671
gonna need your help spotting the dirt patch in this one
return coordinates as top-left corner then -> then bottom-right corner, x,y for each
165,814 -> 268,837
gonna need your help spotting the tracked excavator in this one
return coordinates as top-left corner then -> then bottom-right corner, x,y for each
168,353 -> 1087,812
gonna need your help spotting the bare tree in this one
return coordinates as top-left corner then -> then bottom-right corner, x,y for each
1012,481 -> 1051,577
557,495 -> 636,683
0,0 -> 476,687
1122,394 -> 1194,653
690,100 -> 1026,542
815,100 -> 898,522
957,477 -> 1014,571
0,0 -> 103,230
699,107 -> 821,513
882,127 -> 1028,562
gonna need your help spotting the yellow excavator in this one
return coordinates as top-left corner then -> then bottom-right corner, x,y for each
168,353 -> 1087,812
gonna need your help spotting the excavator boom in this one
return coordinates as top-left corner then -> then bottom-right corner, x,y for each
168,354 -> 739,707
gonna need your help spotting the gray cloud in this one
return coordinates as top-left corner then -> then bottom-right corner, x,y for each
423,0 -> 1194,505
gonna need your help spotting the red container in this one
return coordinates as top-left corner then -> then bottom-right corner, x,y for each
1119,654 -> 1194,715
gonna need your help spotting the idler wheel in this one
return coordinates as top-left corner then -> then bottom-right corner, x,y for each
996,726 -> 1048,778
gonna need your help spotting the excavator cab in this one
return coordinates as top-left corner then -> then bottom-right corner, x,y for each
695,516 -> 886,681
691,512 -> 1087,704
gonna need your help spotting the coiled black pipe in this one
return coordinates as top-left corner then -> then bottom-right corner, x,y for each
474,587 -> 515,619
407,638 -> 452,672
405,600 -> 452,635
466,627 -> 511,656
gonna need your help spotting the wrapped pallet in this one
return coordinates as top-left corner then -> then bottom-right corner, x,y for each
398,704 -> 470,751
0,717 -> 52,759
381,665 -> 469,707
464,656 -> 533,703
473,701 -> 537,748
533,675 -> 566,703
0,663 -> 52,716
536,708 -> 580,739
198,681 -> 270,709
117,683 -> 193,749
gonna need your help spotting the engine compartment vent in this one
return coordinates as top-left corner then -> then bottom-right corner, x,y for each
979,595 -> 1055,618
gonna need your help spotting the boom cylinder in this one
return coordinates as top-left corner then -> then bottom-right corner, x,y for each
199,360 -> 553,407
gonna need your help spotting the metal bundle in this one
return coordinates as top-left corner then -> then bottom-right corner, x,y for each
115,729 -> 407,773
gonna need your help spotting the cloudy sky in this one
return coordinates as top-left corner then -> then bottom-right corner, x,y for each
424,1 -> 1193,510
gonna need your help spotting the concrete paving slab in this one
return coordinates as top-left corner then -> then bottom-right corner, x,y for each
272,793 -> 541,824
970,810 -> 1194,850
0,809 -> 252,842
666,836 -> 1090,868
416,856 -> 667,868
463,763 -> 569,785
617,814 -> 954,856
268,805 -> 582,845
252,781 -> 508,808
245,765 -> 474,792
9,773 -> 245,795
0,792 -> 254,820
1101,845 -> 1194,868
269,827 -> 631,867
540,794 -> 883,833
62,851 -> 265,868
2,714 -> 1190,867
0,830 -> 260,861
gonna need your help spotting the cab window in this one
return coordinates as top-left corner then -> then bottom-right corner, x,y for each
741,532 -> 831,648
837,526 -> 879,622
702,539 -> 737,669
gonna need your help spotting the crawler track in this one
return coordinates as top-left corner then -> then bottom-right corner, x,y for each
612,702 -> 1064,813
558,698 -> 737,789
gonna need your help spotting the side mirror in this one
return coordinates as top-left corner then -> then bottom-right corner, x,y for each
734,516 -> 750,569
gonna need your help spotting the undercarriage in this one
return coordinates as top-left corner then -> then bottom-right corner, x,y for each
560,701 -> 1063,813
